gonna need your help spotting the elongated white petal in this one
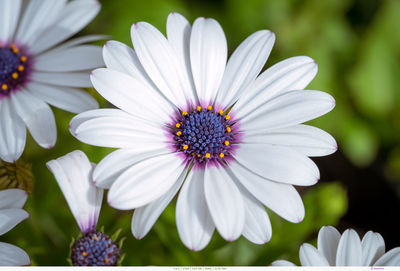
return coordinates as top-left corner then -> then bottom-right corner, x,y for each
271,260 -> 297,266
229,161 -> 305,223
31,71 -> 93,88
27,82 -> 98,114
35,45 -> 103,72
108,153 -> 185,210
317,226 -> 341,266
235,144 -> 319,186
300,243 -> 330,266
235,56 -> 318,119
91,68 -> 173,124
374,247 -> 400,266
190,18 -> 227,103
10,90 -> 56,149
0,99 -> 26,163
0,209 -> 29,235
241,90 -> 335,132
131,22 -> 193,106
176,170 -> 215,250
0,242 -> 30,266
30,0 -> 101,54
204,166 -> 245,241
50,35 -> 109,52
244,124 -> 337,157
361,231 -> 385,266
132,170 -> 186,240
336,229 -> 363,266
216,30 -> 275,107
0,0 -> 21,41
0,189 -> 27,209
94,147 -> 170,189
46,150 -> 103,233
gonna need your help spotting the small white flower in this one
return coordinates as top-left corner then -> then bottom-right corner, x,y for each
70,12 -> 336,250
47,150 -> 103,234
272,225 -> 400,266
0,189 -> 30,266
0,0 -> 104,163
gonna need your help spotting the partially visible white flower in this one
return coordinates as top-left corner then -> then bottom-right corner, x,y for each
272,225 -> 400,266
0,0 -> 105,163
47,150 -> 103,234
0,189 -> 30,266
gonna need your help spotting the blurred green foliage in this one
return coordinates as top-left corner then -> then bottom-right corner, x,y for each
2,0 -> 400,266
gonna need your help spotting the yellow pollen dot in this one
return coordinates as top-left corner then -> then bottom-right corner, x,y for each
218,109 -> 223,115
197,154 -> 201,157
12,72 -> 18,79
20,56 -> 27,62
94,235 -> 98,241
176,131 -> 182,136
207,105 -> 212,110
224,141 -> 230,146
175,123 -> 181,128
219,153 -> 225,158
226,127 -> 231,132
105,259 -> 110,263
205,153 -> 211,158
10,43 -> 16,48
182,111 -> 188,116
82,252 -> 88,257
18,65 -> 24,72
183,145 -> 189,150
225,115 -> 230,120
197,106 -> 202,111
192,153 -> 195,156
12,47 -> 19,54
1,84 -> 7,91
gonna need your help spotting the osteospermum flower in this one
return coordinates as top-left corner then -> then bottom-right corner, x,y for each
0,189 -> 30,266
272,225 -> 400,266
0,0 -> 104,163
70,12 -> 336,250
47,150 -> 121,266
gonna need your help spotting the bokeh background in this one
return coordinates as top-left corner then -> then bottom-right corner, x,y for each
2,0 -> 400,265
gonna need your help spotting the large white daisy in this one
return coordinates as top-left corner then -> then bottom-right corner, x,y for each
70,12 -> 337,251
0,189 -> 30,266
0,0 -> 104,163
272,225 -> 400,266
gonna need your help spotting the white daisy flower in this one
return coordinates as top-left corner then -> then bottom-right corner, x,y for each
0,189 -> 30,266
0,0 -> 104,163
272,225 -> 400,266
70,12 -> 336,251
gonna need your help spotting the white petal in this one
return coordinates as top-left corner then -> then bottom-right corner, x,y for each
0,209 -> 29,235
299,243 -> 330,266
241,90 -> 335,132
131,22 -> 192,106
0,189 -> 27,209
132,170 -> 186,240
31,71 -> 93,88
0,99 -> 26,163
244,124 -> 337,157
35,45 -> 103,72
374,247 -> 400,266
30,0 -> 101,54
235,143 -> 319,186
108,153 -> 185,210
27,82 -> 98,114
216,30 -> 275,107
235,56 -> 318,119
94,147 -> 171,189
271,260 -> 297,266
15,0 -> 66,46
317,226 -> 341,265
176,170 -> 215,251
90,68 -> 174,124
46,150 -> 103,233
361,231 -> 385,266
190,18 -> 227,103
204,166 -> 245,241
336,229 -> 363,266
0,242 -> 30,266
229,161 -> 305,223
51,34 -> 109,52
0,0 -> 21,41
11,90 -> 56,149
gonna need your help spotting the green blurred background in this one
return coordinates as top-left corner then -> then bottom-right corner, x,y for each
3,0 -> 400,266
